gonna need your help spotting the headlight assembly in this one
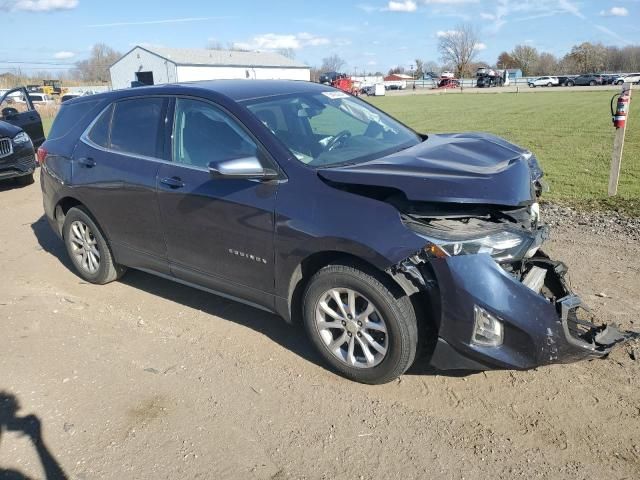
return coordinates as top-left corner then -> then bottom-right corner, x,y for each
417,228 -> 534,263
13,132 -> 31,145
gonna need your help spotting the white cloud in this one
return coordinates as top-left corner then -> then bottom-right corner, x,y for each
87,17 -> 229,27
476,42 -> 487,51
367,60 -> 377,66
600,7 -> 629,17
480,12 -> 496,20
234,32 -> 329,51
386,0 -> 417,12
3,0 -> 78,11
436,29 -> 459,37
423,0 -> 478,3
53,50 -> 75,59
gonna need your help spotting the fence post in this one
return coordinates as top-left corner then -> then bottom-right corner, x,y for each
608,83 -> 633,196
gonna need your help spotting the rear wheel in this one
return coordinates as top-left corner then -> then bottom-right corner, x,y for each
62,207 -> 126,284
302,264 -> 419,384
567,81 -> 575,87
547,82 -> 552,87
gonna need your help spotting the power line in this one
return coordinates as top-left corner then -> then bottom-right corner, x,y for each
0,60 -> 77,66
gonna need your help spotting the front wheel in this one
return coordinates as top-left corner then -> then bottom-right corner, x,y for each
547,82 -> 553,87
567,81 -> 575,87
62,207 -> 126,284
589,80 -> 596,86
303,264 -> 419,384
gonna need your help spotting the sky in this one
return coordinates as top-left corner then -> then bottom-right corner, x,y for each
0,0 -> 638,76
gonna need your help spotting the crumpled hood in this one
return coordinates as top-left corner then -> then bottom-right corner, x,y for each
0,120 -> 22,138
318,132 -> 539,207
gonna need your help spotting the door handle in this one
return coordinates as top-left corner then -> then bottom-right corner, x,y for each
77,157 -> 96,168
160,176 -> 185,189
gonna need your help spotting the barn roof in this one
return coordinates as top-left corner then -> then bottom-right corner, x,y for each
115,45 -> 309,70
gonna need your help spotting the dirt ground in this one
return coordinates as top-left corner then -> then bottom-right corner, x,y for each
1,171 -> 638,480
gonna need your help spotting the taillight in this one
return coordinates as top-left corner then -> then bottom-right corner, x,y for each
36,146 -> 47,165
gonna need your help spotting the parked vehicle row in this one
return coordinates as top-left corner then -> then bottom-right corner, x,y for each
526,73 -> 638,87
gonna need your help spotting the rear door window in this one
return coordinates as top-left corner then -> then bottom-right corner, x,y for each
49,100 -> 100,140
109,97 -> 166,158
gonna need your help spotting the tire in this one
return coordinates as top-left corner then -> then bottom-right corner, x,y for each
529,84 -> 535,88
567,81 -> 574,87
302,263 -> 419,384
14,173 -> 34,186
547,82 -> 552,87
589,81 -> 596,86
62,206 -> 126,284
616,80 -> 623,85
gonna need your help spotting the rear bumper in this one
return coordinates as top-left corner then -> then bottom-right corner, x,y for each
425,253 -> 638,371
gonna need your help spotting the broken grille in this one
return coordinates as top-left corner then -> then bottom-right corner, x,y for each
0,138 -> 12,159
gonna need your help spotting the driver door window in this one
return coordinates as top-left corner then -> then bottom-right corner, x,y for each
173,98 -> 258,168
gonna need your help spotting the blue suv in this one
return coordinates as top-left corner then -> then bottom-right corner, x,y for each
39,80 -> 636,383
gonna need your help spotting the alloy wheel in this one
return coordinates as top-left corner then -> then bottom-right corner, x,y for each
314,288 -> 388,368
69,220 -> 100,274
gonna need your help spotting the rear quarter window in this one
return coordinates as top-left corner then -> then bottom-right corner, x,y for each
48,100 -> 100,140
86,104 -> 113,148
109,97 -> 166,158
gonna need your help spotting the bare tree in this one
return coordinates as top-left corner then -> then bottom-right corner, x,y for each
533,52 -> 559,75
320,54 -> 346,73
496,51 -> 516,69
387,66 -> 406,75
423,61 -> 440,75
206,39 -> 225,50
510,45 -> 539,76
437,24 -> 481,78
277,48 -> 296,60
566,42 -> 606,74
73,43 -> 121,84
414,59 -> 424,79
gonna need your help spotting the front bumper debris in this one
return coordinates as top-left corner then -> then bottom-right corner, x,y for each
393,249 -> 638,371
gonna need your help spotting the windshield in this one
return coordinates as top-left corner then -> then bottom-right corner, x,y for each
243,90 -> 421,167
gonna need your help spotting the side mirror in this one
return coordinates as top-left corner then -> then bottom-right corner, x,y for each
208,156 -> 278,180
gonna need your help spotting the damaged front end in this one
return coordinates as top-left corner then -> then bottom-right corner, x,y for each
390,203 -> 639,371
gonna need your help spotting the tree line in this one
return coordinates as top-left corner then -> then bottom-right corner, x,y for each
436,24 -> 640,78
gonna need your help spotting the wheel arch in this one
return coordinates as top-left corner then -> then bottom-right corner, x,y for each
53,196 -> 84,236
281,250 -> 436,327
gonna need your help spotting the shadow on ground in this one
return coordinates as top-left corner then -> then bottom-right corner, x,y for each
31,214 -> 477,381
0,391 -> 68,480
0,178 -> 32,193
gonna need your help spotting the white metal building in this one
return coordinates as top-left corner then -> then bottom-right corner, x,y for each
109,46 -> 311,90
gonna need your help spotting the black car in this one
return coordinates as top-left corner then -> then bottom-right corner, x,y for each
0,87 -> 45,185
566,74 -> 603,86
556,76 -> 574,86
61,94 -> 81,103
38,80 -> 636,384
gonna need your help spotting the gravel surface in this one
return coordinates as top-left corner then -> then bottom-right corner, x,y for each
543,202 -> 640,242
1,173 -> 639,480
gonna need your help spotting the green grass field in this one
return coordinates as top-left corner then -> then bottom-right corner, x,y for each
368,91 -> 640,216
